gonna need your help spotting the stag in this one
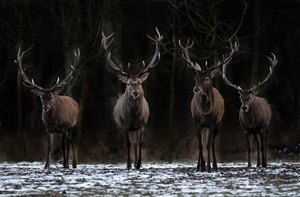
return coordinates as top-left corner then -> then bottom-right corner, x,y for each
222,53 -> 277,168
102,28 -> 162,169
179,39 -> 238,172
16,47 -> 80,169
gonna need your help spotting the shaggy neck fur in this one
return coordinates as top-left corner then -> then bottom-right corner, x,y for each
197,87 -> 214,115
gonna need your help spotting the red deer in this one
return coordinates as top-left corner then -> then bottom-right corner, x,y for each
102,28 -> 162,169
15,47 -> 80,169
222,53 -> 277,168
179,39 -> 238,172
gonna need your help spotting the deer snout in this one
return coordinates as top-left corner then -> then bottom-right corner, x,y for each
241,105 -> 249,112
131,90 -> 140,99
193,86 -> 202,94
42,104 -> 50,112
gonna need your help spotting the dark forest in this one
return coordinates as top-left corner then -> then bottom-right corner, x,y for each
0,0 -> 299,164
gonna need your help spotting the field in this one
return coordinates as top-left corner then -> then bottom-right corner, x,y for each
0,162 -> 299,196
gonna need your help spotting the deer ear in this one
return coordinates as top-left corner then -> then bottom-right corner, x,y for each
30,89 -> 43,96
140,72 -> 150,82
118,75 -> 128,84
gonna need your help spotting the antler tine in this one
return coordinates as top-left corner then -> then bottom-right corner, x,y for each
178,39 -> 202,72
138,27 -> 163,76
206,38 -> 239,72
15,46 -> 45,91
50,48 -> 81,91
222,60 -> 244,92
101,31 -> 114,50
102,31 -> 129,77
248,52 -> 278,92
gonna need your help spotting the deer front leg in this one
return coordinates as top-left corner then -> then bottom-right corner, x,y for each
211,127 -> 218,171
44,132 -> 53,169
260,130 -> 267,167
205,128 -> 213,173
136,128 -> 144,169
196,126 -> 205,172
255,133 -> 261,168
245,132 -> 251,168
125,132 -> 131,170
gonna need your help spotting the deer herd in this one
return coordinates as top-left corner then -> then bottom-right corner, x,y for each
15,28 -> 278,172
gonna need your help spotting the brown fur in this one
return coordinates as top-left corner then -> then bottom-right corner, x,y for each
41,93 -> 80,169
191,86 -> 224,172
239,94 -> 272,168
113,78 -> 149,169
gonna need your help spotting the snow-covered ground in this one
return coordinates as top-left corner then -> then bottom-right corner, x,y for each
0,162 -> 299,196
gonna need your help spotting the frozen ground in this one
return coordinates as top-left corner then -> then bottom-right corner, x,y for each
0,162 -> 299,196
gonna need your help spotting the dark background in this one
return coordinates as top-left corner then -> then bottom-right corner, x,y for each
0,0 -> 299,163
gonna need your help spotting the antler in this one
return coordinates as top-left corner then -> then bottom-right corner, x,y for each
49,48 -> 80,91
223,52 -> 278,93
178,39 -> 202,72
222,59 -> 243,92
247,52 -> 278,92
137,27 -> 163,77
206,38 -> 239,72
16,46 -> 46,91
16,46 -> 79,92
101,32 -> 129,77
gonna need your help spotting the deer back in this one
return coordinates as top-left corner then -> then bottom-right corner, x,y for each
191,87 -> 224,126
42,95 -> 79,130
239,95 -> 271,131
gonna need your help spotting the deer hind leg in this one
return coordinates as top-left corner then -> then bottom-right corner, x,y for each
65,129 -> 73,169
61,131 -> 67,168
136,127 -> 144,170
70,130 -> 77,168
255,133 -> 261,168
197,126 -> 206,172
260,130 -> 267,167
211,127 -> 218,171
245,132 -> 251,168
44,132 -> 53,169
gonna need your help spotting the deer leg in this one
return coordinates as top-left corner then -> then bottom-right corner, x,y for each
197,126 -> 205,172
65,130 -> 71,169
245,133 -> 251,168
211,127 -> 218,171
61,131 -> 67,168
255,133 -> 261,168
205,128 -> 213,173
125,132 -> 131,170
44,132 -> 53,169
71,131 -> 77,168
136,128 -> 144,169
260,130 -> 267,167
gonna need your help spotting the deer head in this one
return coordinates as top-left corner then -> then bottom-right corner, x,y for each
102,28 -> 163,100
16,47 -> 80,112
222,53 -> 278,112
179,39 -> 239,95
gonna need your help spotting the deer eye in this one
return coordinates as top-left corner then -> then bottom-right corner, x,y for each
51,95 -> 54,99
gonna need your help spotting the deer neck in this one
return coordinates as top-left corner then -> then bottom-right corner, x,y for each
41,101 -> 59,127
125,92 -> 143,116
197,87 -> 214,115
